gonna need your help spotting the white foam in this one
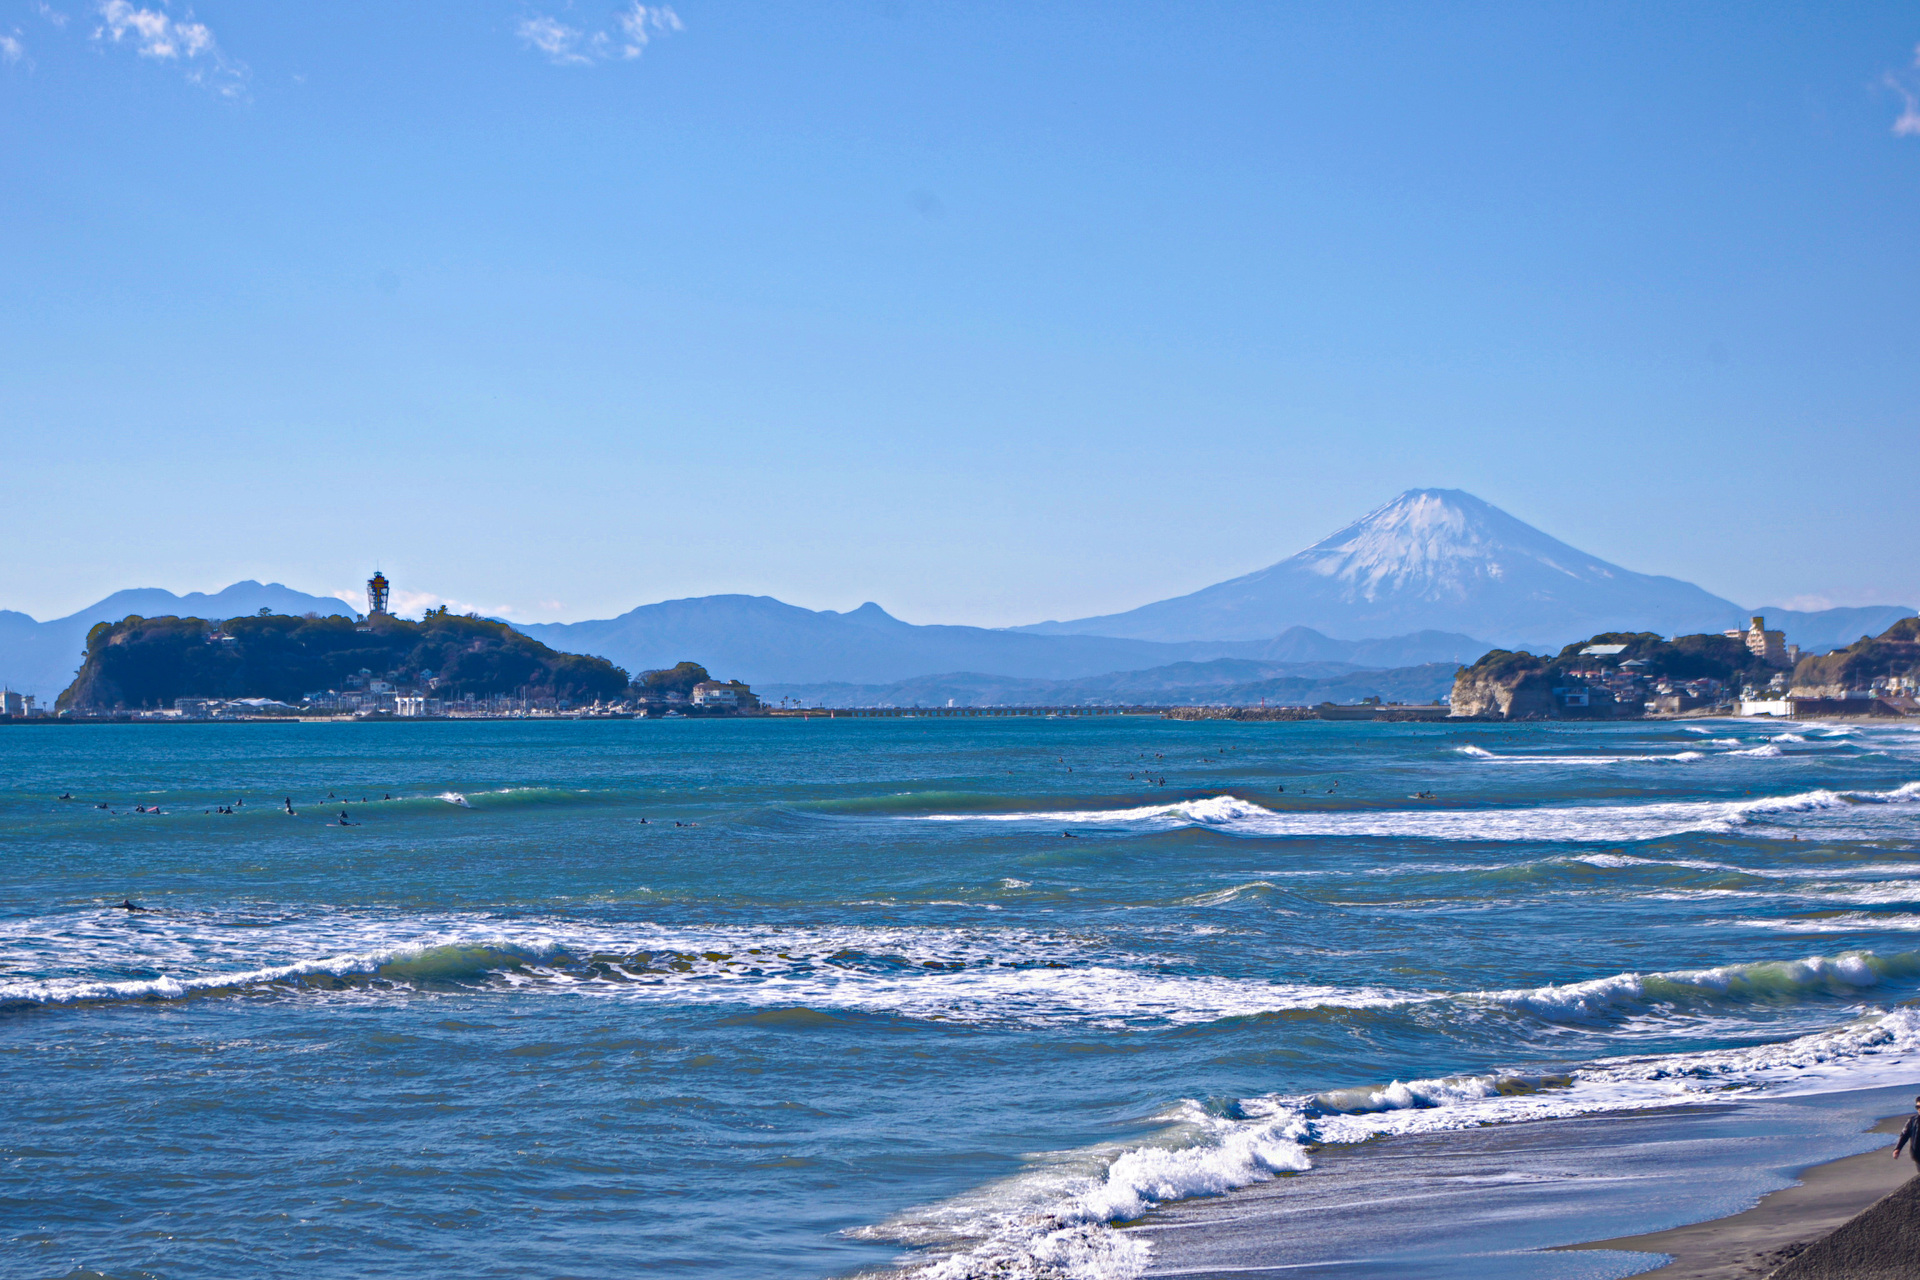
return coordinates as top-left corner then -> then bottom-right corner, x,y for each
1815,881 -> 1920,904
1727,743 -> 1784,758
874,1001 -> 1920,1278
1177,881 -> 1280,907
1454,745 -> 1709,764
0,910 -> 1417,1029
918,782 -> 1920,845
1738,914 -> 1920,933
438,792 -> 471,807
1569,853 -> 1736,871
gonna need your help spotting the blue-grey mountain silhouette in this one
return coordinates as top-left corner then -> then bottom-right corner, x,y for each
513,596 -> 1488,687
1017,489 -> 1913,650
0,582 -> 351,701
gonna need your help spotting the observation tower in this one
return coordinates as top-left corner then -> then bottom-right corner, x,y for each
367,570 -> 390,617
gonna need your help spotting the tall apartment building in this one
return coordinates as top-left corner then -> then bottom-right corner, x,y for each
1724,616 -> 1797,668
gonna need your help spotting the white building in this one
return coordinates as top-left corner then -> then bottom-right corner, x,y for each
1725,616 -> 1796,668
690,681 -> 738,708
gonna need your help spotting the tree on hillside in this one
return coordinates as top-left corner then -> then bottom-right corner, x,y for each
632,662 -> 711,701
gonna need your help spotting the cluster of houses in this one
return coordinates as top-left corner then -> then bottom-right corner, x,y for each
145,675 -> 760,720
1544,618 -> 1914,720
3,671 -> 764,721
1550,643 -> 1742,716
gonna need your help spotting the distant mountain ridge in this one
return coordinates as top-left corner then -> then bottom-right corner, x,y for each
0,583 -> 1483,701
0,582 -> 351,700
762,659 -> 1461,710
511,597 -> 1489,687
1017,489 -> 1915,651
4,496 -> 1911,703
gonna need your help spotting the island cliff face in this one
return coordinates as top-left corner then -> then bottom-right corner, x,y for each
58,611 -> 629,712
1449,651 -> 1557,718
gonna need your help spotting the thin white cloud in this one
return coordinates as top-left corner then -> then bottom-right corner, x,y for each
0,32 -> 23,62
1891,44 -> 1920,137
91,1 -> 247,96
96,0 -> 209,58
611,3 -> 682,57
332,588 -> 531,622
37,2 -> 69,28
518,3 -> 681,66
1893,80 -> 1920,137
517,14 -> 591,65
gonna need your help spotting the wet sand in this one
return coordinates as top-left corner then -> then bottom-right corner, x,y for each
1134,1084 -> 1915,1280
1563,1113 -> 1912,1279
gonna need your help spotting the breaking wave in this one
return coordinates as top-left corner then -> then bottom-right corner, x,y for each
0,915 -> 1417,1028
869,998 -> 1920,1278
915,783 -> 1920,844
1453,744 -> 1707,764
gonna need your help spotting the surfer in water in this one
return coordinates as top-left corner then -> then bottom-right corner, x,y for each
337,810 -> 355,826
116,899 -> 145,912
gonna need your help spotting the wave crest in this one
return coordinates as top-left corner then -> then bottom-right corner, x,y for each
919,782 -> 1920,844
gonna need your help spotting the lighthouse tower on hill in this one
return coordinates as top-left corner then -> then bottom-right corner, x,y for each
367,571 -> 390,617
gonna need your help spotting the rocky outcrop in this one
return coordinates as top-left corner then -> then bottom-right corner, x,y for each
1787,683 -> 1851,700
1449,652 -> 1556,718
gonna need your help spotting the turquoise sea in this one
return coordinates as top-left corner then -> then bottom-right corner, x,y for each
5,716 -> 1920,1279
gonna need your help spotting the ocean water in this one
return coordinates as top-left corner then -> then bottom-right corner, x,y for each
4,716 -> 1920,1279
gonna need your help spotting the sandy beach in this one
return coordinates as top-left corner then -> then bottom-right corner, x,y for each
1134,1084 -> 1918,1279
1564,1113 -> 1912,1279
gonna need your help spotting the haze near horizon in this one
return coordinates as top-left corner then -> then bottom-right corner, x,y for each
5,2 -> 1919,624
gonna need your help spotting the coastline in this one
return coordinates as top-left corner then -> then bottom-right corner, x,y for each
1562,1112 -> 1911,1279
1132,1084 -> 1917,1280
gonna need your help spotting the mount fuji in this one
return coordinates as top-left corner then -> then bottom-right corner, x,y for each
1018,489 -> 1908,650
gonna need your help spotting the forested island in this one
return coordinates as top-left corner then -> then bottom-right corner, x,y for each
54,611 -> 755,717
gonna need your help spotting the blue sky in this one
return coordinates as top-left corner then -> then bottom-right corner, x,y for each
4,2 -> 1919,625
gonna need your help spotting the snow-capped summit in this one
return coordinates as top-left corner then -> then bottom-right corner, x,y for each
1020,489 -> 1751,647
1295,489 -> 1637,607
